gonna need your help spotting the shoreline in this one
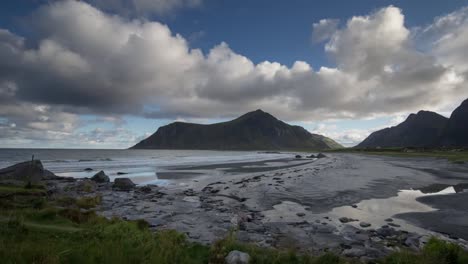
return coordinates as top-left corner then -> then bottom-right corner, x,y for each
39,153 -> 468,259
2,152 -> 468,260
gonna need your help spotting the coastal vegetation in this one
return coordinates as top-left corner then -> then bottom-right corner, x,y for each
1,184 -> 468,264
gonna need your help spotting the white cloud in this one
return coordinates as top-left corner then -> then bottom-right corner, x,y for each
312,19 -> 339,43
0,1 -> 468,147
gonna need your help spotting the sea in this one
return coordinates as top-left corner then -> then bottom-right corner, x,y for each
0,149 -> 291,185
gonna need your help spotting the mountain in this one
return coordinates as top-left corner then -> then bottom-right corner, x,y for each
441,99 -> 468,147
131,110 -> 343,150
356,111 -> 449,148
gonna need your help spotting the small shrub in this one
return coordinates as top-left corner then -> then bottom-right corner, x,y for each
32,197 -> 47,209
76,196 -> 101,209
55,196 -> 77,207
6,216 -> 28,235
59,208 -> 97,224
135,219 -> 149,230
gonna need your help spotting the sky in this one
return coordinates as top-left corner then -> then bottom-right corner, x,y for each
1,0 -> 468,148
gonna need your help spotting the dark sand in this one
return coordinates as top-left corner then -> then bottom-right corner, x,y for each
156,172 -> 203,179
163,157 -> 315,174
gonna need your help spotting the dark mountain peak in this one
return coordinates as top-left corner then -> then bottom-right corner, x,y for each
235,109 -> 279,122
461,98 -> 468,107
357,110 -> 448,148
131,110 -> 343,150
404,110 -> 446,124
442,98 -> 468,146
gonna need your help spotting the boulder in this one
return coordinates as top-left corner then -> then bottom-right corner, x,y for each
339,217 -> 358,223
91,170 -> 110,183
113,178 -> 136,191
84,168 -> 93,171
0,160 -> 45,184
307,154 -> 316,158
225,250 -> 250,264
139,185 -> 152,193
359,222 -> 371,228
317,153 -> 327,158
295,155 -> 302,159
43,169 -> 60,180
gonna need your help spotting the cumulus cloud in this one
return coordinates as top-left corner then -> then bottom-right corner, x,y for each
1,1 -> 468,146
312,19 -> 339,43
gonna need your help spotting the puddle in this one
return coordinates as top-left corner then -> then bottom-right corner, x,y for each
322,186 -> 459,234
262,186 -> 460,236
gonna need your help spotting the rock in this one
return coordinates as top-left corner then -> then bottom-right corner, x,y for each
351,204 -> 358,208
388,222 -> 401,228
360,222 -> 371,228
139,186 -> 152,193
117,172 -> 128,175
385,218 -> 394,222
295,155 -> 302,159
404,235 -> 420,250
0,160 -> 45,184
113,178 -> 136,191
91,170 -> 110,183
317,153 -> 327,158
43,169 -> 60,180
296,212 -> 306,217
225,250 -> 250,264
84,168 -> 93,171
183,196 -> 200,203
376,227 -> 397,237
307,154 -> 316,158
339,217 -> 358,223
342,247 -> 366,257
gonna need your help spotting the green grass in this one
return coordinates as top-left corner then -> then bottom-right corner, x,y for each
380,237 -> 468,264
2,184 -> 468,264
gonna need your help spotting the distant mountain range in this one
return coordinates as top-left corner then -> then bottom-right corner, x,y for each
131,109 -> 343,150
357,98 -> 468,148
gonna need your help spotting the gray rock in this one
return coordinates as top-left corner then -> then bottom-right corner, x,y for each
307,154 -> 316,158
0,160 -> 45,184
84,168 -> 93,171
139,186 -> 152,193
404,235 -> 420,250
388,222 -> 401,228
339,217 -> 358,223
296,212 -> 306,217
225,250 -> 250,264
343,247 -> 366,257
295,155 -> 302,159
317,153 -> 327,158
91,170 -> 110,183
360,222 -> 371,228
113,178 -> 136,191
376,227 -> 397,237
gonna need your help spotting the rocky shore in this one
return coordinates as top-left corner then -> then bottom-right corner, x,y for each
2,154 -> 468,261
